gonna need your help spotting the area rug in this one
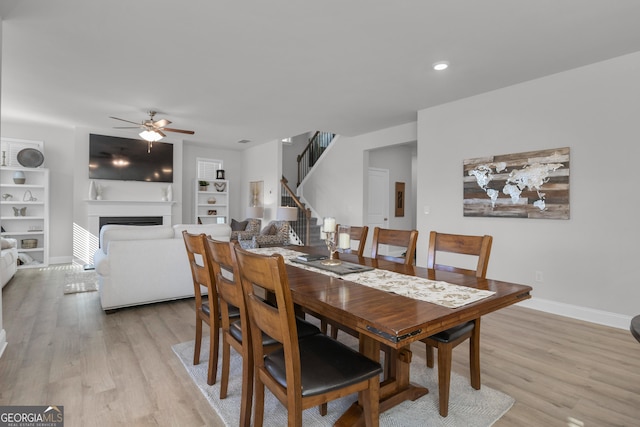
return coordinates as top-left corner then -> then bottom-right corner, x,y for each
172,337 -> 514,426
63,270 -> 98,294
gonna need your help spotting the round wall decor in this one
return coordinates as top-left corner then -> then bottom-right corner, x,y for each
17,148 -> 44,167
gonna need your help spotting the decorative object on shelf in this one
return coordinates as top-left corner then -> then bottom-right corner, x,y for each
17,148 -> 45,168
13,207 -> 27,216
198,180 -> 209,191
23,190 -> 37,201
13,170 -> 26,184
2,193 -> 13,201
88,180 -> 97,200
166,184 -> 173,202
207,197 -> 216,204
216,169 -> 225,179
95,182 -> 103,200
207,209 -> 217,216
21,238 -> 38,249
214,182 -> 226,192
1,150 -> 6,166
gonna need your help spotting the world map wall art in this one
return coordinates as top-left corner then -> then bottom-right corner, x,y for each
463,147 -> 570,219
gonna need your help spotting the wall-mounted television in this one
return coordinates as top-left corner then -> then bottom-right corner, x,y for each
89,133 -> 174,182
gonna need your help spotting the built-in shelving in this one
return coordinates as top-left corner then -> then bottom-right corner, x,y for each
195,179 -> 229,224
1,166 -> 50,269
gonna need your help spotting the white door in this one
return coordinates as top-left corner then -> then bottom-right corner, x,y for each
367,167 -> 389,256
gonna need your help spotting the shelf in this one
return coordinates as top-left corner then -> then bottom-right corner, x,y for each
2,231 -> 44,236
0,201 -> 44,205
1,216 -> 45,220
19,248 -> 43,253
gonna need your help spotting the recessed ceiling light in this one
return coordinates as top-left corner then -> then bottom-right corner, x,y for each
433,61 -> 449,71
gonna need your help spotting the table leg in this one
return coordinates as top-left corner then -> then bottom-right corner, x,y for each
334,338 -> 429,426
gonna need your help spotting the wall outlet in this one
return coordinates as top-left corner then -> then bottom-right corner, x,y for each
535,271 -> 544,282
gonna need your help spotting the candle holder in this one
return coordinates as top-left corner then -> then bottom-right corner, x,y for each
320,218 -> 351,266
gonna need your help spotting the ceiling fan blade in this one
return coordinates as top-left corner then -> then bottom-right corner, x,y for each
109,116 -> 141,125
153,119 -> 171,128
163,127 -> 195,135
156,130 -> 167,138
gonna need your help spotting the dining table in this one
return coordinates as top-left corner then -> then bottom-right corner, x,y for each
251,246 -> 532,426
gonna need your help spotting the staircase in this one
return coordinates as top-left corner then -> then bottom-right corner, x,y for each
280,178 -> 324,248
281,130 -> 336,247
297,131 -> 335,186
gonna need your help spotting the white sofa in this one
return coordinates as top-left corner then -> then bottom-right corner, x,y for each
93,223 -> 231,311
1,238 -> 18,288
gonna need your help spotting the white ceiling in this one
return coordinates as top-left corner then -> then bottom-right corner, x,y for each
2,0 -> 640,150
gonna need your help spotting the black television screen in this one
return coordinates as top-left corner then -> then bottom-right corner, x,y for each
89,133 -> 174,182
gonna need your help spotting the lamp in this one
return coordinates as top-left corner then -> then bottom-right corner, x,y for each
276,206 -> 298,222
139,129 -> 166,153
246,206 -> 264,219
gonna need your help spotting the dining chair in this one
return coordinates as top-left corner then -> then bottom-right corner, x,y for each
205,238 -> 320,426
422,230 -> 493,417
182,230 -> 240,386
371,227 -> 418,265
234,246 -> 383,427
337,224 -> 369,257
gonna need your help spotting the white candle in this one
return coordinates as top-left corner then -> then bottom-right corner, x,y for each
338,232 -> 350,249
323,217 -> 336,233
320,230 -> 327,240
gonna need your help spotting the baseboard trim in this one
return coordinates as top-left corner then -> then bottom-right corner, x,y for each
0,329 -> 7,359
518,297 -> 631,330
49,256 -> 73,265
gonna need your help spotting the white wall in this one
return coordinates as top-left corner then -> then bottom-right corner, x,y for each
301,124 -> 417,231
241,139 -> 282,225
369,143 -> 417,231
416,51 -> 640,325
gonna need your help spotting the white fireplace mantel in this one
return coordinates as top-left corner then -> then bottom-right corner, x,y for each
87,200 -> 175,237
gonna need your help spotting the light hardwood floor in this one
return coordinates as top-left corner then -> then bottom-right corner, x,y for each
1,265 -> 639,426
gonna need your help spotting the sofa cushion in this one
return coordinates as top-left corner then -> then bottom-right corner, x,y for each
231,219 -> 248,231
1,237 -> 17,249
100,225 -> 174,254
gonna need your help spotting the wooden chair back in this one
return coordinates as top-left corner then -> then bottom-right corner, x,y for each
337,224 -> 369,257
206,238 -> 243,320
182,230 -> 217,315
235,247 -> 294,351
426,231 -> 493,278
371,227 -> 418,265
234,245 -> 381,426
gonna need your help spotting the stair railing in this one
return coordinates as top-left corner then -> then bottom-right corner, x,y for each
297,131 -> 335,186
281,176 -> 311,245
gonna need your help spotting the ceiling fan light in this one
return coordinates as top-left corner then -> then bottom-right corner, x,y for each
139,130 -> 164,142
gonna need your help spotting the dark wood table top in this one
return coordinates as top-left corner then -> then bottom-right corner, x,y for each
283,248 -> 533,349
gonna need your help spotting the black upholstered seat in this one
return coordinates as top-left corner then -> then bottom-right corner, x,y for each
264,334 -> 383,397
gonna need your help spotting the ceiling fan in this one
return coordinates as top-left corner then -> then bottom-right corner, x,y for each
109,110 -> 195,151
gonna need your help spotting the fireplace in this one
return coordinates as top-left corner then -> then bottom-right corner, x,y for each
87,200 -> 174,238
99,216 -> 163,231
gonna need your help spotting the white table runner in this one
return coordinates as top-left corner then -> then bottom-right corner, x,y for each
249,247 -> 495,309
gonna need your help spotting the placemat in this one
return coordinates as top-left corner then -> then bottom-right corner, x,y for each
290,257 -> 374,275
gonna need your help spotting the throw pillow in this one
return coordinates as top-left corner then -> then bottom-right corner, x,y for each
261,224 -> 277,235
231,219 -> 248,231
